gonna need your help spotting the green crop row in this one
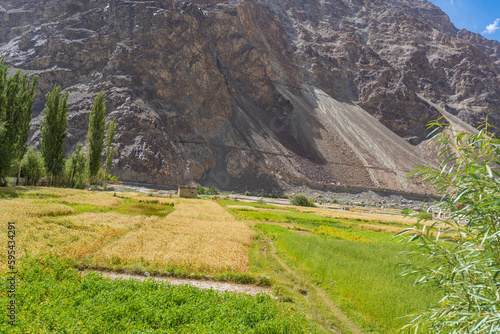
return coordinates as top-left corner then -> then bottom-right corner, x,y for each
0,256 -> 303,333
255,223 -> 442,332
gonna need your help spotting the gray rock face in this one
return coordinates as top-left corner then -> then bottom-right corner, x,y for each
1,0 -> 499,193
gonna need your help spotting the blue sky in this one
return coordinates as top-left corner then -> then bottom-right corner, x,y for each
427,0 -> 500,42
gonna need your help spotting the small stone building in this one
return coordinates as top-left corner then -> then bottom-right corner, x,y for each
178,185 -> 198,198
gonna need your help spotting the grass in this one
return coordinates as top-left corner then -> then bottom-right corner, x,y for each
227,204 -> 439,237
0,256 -> 304,333
229,209 -> 344,227
254,223 -> 442,332
220,200 -> 441,331
247,230 -> 336,333
217,199 -> 282,210
311,225 -> 371,242
293,206 -> 437,228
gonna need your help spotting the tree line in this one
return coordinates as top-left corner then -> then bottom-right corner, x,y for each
0,58 -> 116,189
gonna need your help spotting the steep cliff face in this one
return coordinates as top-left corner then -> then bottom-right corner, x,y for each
1,0 -> 499,192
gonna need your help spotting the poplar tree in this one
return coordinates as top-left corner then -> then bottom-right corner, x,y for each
15,73 -> 38,185
41,84 -> 68,186
103,118 -> 116,190
87,92 -> 106,185
66,142 -> 86,189
0,122 -> 7,185
0,58 -> 38,186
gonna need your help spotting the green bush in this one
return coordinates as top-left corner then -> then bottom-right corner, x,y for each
196,184 -> 206,194
206,186 -> 219,195
290,194 -> 315,207
21,147 -> 45,186
244,191 -> 251,196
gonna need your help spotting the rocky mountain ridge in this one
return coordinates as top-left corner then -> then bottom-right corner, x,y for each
1,0 -> 499,193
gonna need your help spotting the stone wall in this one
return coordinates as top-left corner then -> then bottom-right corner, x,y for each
178,186 -> 197,198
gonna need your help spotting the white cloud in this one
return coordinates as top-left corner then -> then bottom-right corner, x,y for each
483,18 -> 500,35
450,0 -> 454,5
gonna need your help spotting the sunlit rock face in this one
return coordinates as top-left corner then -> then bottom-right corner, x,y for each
1,0 -> 499,192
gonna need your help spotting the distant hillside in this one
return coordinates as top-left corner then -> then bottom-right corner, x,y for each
1,0 -> 499,193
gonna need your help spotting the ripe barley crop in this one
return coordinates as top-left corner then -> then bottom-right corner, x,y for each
95,199 -> 253,273
0,189 -> 253,275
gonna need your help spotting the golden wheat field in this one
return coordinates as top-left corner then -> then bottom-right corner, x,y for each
0,187 -> 253,275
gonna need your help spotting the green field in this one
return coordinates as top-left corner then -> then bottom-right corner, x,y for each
223,200 -> 442,332
0,189 -> 441,333
255,224 -> 440,332
0,257 -> 301,333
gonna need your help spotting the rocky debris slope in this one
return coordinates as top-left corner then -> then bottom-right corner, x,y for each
1,0 -> 498,193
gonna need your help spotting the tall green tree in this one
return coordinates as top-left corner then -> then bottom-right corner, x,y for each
65,142 -> 86,189
41,84 -> 68,186
103,118 -> 116,190
0,58 -> 38,186
15,72 -> 38,185
87,91 -> 106,185
401,121 -> 500,332
0,121 -> 7,185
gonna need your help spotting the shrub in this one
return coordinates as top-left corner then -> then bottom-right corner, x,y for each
196,184 -> 206,194
291,194 -> 315,207
206,186 -> 218,195
21,147 -> 45,186
400,121 -> 500,332
244,191 -> 251,196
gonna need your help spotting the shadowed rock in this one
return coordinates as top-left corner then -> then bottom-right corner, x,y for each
1,0 -> 498,193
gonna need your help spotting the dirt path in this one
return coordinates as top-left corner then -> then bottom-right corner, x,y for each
266,240 -> 363,334
82,271 -> 271,296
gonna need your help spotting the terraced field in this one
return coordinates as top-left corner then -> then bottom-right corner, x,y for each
0,188 -> 251,275
221,199 -> 442,332
0,188 -> 441,333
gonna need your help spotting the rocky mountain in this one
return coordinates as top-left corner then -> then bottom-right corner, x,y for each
1,0 -> 499,193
